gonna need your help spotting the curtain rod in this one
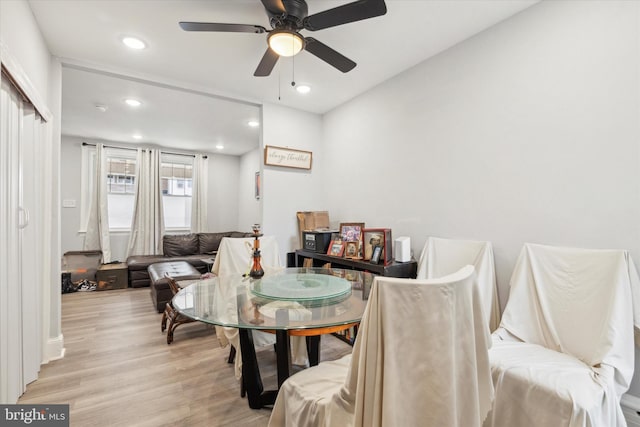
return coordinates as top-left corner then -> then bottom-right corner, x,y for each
81,142 -> 208,159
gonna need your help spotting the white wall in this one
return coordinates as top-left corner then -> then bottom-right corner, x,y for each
60,136 -> 85,253
322,0 -> 640,393
206,153 -> 242,232
237,147 -> 262,231
60,136 -> 243,260
261,103 -> 325,259
0,0 -> 52,107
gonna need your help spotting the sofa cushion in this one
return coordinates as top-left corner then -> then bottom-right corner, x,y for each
127,255 -> 169,271
163,234 -> 199,257
198,232 -> 230,254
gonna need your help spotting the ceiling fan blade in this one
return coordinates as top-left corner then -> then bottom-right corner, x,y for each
179,22 -> 266,33
304,0 -> 387,31
260,0 -> 286,15
304,38 -> 356,73
254,48 -> 280,77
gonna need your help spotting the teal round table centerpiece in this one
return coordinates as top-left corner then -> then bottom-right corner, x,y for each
251,273 -> 352,301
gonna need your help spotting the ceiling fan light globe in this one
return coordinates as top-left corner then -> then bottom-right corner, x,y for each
268,30 -> 304,57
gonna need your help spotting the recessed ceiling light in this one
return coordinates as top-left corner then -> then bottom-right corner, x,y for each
132,134 -> 143,140
95,104 -> 108,112
125,99 -> 142,107
215,143 -> 224,150
247,121 -> 260,127
296,85 -> 311,94
122,36 -> 146,50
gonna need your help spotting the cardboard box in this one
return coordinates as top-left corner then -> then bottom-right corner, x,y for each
96,263 -> 128,290
296,211 -> 331,248
297,211 -> 330,231
62,250 -> 103,282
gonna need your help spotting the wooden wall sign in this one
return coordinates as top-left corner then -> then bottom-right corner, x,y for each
264,145 -> 312,170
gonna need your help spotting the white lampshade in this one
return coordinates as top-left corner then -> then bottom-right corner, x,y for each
268,30 -> 304,57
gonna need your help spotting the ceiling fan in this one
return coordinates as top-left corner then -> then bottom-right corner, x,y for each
179,0 -> 387,77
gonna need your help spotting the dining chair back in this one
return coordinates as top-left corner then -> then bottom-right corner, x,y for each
485,243 -> 640,427
418,236 -> 500,331
269,265 -> 494,427
160,275 -> 197,344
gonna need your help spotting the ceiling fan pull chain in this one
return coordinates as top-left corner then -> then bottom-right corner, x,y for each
278,63 -> 281,101
291,48 -> 296,88
291,36 -> 296,87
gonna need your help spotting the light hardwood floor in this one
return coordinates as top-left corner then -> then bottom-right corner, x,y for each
18,288 -> 352,427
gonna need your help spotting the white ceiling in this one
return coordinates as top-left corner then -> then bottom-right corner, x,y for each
61,66 -> 261,155
28,0 -> 538,154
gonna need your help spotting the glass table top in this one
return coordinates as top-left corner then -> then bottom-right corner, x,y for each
173,267 -> 373,331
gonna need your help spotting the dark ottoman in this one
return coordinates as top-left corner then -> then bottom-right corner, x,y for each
148,261 -> 201,312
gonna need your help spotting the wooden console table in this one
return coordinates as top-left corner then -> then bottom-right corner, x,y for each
294,249 -> 417,278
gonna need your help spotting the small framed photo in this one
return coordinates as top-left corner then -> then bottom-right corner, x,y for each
339,223 -> 364,242
362,228 -> 392,264
340,222 -> 364,258
370,245 -> 383,264
327,240 -> 345,257
344,240 -> 362,259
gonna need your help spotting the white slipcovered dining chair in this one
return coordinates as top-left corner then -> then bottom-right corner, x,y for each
418,236 -> 500,331
485,243 -> 640,427
211,236 -> 307,378
269,265 -> 494,427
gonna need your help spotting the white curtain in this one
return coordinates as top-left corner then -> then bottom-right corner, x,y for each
190,154 -> 208,233
127,149 -> 164,256
83,143 -> 111,262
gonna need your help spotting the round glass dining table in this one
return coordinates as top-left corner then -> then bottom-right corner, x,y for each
173,267 -> 374,408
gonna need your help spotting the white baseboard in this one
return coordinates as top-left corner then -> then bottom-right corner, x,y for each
42,334 -> 65,364
621,394 -> 640,427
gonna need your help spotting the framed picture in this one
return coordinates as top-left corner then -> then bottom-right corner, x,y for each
344,241 -> 362,259
339,223 -> 364,242
264,145 -> 312,170
370,245 -> 382,264
327,240 -> 345,257
362,228 -> 392,264
340,223 -> 364,258
255,171 -> 261,200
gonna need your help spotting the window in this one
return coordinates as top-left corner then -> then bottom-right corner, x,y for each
106,154 -> 137,229
81,148 -> 194,232
80,146 -> 137,231
106,157 -> 136,194
161,155 -> 193,229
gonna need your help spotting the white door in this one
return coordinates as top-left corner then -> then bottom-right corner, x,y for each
20,103 -> 42,385
0,73 -> 43,403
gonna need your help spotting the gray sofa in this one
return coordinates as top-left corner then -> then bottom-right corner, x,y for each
126,232 -> 252,288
